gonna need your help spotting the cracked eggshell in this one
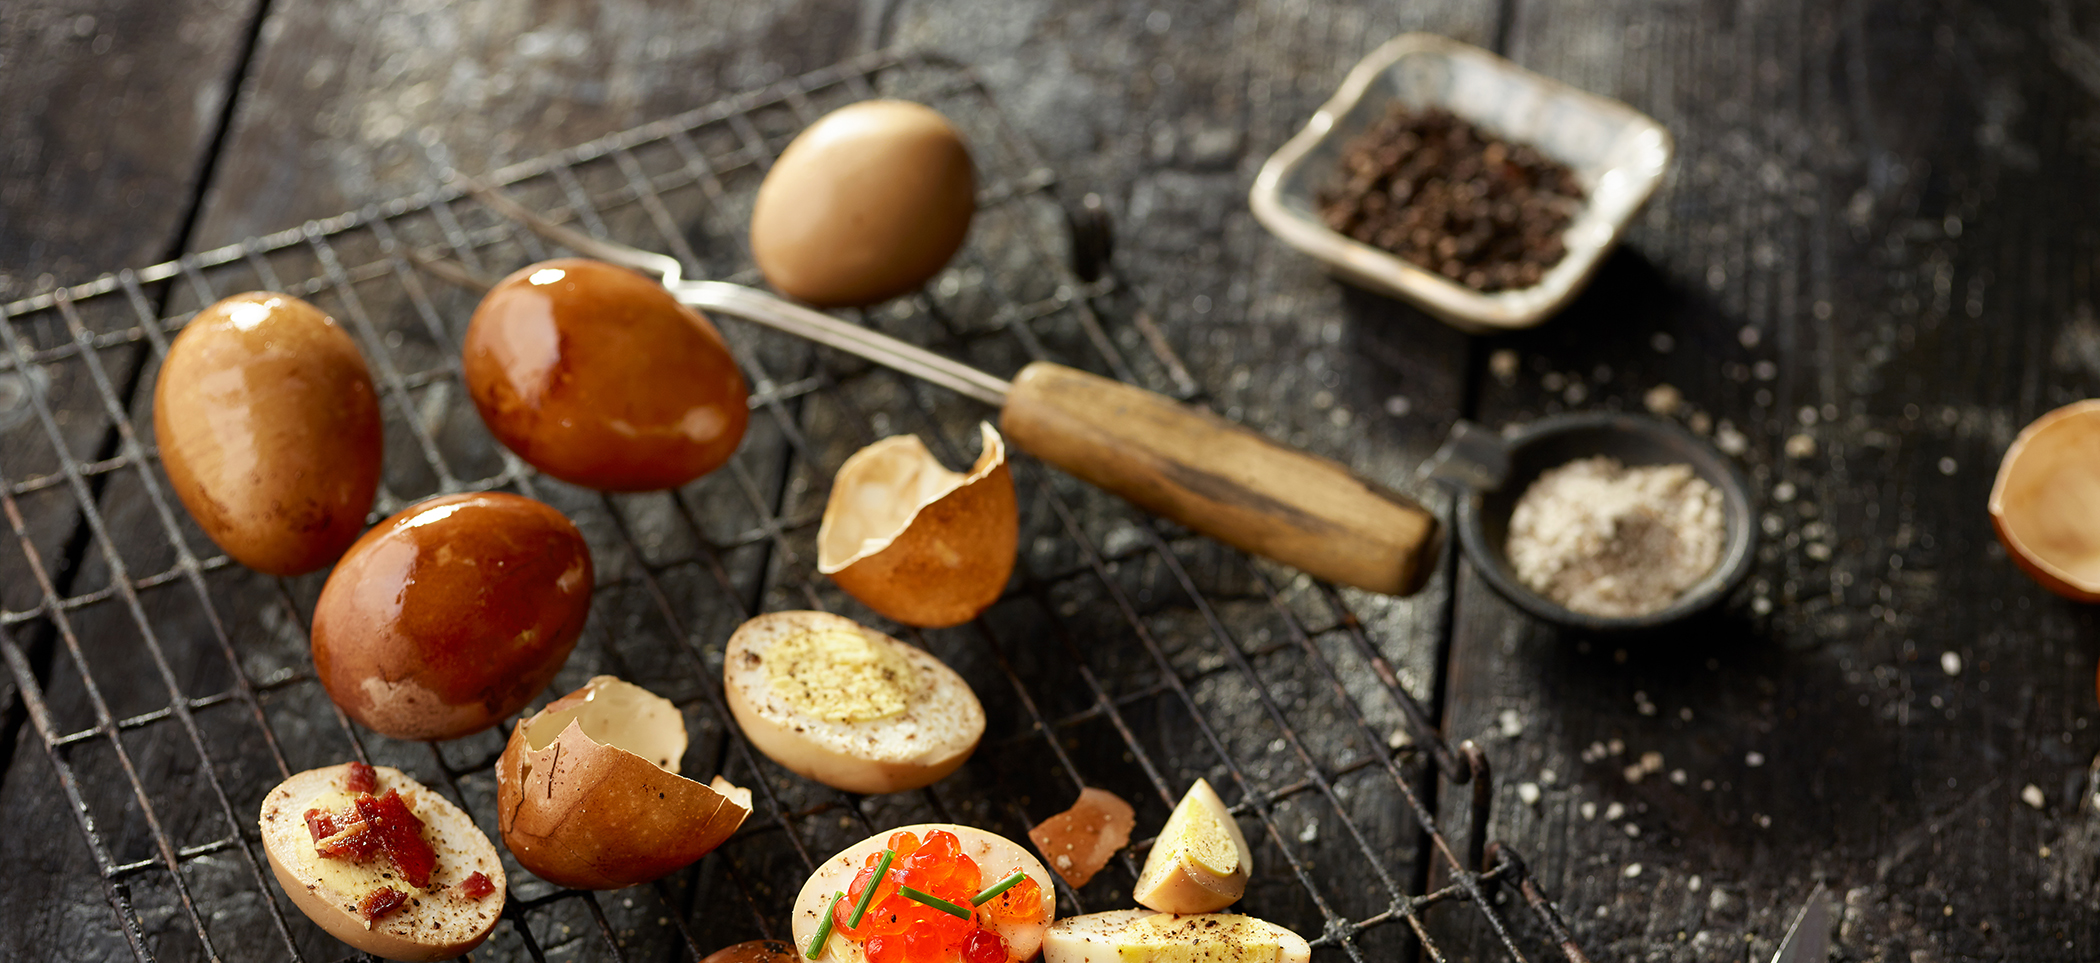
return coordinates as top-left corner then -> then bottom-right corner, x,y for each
819,422 -> 1016,627
1991,399 -> 2100,603
1028,787 -> 1136,888
497,676 -> 750,890
793,825 -> 1055,963
700,941 -> 799,963
312,492 -> 591,741
258,763 -> 504,962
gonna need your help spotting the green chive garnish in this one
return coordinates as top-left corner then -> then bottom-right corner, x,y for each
970,871 -> 1027,906
846,849 -> 895,927
807,890 -> 844,959
898,885 -> 973,920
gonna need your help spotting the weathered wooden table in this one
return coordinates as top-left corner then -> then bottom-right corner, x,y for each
4,1 -> 2098,960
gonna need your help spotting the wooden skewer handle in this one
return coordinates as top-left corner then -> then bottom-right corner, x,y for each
999,362 -> 1441,596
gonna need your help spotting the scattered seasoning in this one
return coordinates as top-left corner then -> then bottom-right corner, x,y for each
971,871 -> 1028,906
1316,105 -> 1584,292
1505,456 -> 1726,617
899,885 -> 974,920
846,849 -> 894,927
806,891 -> 844,959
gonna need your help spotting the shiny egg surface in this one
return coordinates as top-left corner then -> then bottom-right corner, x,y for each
311,492 -> 592,741
750,100 -> 975,307
463,258 -> 749,492
153,292 -> 381,576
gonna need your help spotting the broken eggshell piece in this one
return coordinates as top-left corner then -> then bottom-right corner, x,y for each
498,676 -> 750,890
1029,786 -> 1136,888
818,422 -> 1017,628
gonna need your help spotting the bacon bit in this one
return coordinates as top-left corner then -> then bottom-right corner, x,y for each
457,871 -> 496,900
315,817 -> 382,862
358,790 -> 436,889
357,886 -> 408,923
304,808 -> 339,843
343,761 -> 378,794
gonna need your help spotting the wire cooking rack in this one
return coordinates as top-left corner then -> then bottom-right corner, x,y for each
0,50 -> 1590,963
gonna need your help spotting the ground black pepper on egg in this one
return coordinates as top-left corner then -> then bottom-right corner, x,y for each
1316,105 -> 1584,292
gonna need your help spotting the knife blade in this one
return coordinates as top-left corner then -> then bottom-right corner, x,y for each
1771,882 -> 1831,963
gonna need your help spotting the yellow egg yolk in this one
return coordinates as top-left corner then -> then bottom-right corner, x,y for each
1115,915 -> 1283,963
766,628 -> 918,722
1160,798 -> 1239,878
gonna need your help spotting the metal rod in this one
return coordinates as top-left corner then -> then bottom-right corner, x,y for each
671,280 -> 1013,407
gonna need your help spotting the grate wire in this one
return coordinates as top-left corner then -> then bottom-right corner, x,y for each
0,50 -> 1588,963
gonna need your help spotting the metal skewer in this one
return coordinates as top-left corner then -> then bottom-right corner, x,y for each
464,179 -> 1012,406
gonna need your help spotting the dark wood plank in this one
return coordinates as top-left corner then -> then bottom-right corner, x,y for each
0,2 -> 266,960
1432,0 -> 2100,960
1,1 -> 1516,960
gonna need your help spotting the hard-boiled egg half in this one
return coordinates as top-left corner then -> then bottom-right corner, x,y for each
259,761 -> 504,962
1134,779 -> 1252,914
497,676 -> 751,889
794,825 -> 1055,963
725,611 -> 985,794
1044,910 -> 1310,963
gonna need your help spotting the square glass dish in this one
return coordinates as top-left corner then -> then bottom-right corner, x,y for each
1249,33 -> 1673,331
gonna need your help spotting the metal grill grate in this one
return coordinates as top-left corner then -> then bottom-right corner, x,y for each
0,50 -> 1589,963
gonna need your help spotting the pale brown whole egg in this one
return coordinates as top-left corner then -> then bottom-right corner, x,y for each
311,492 -> 592,741
750,100 -> 976,307
152,292 -> 381,576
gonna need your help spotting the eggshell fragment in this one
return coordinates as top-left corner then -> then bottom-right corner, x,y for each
1043,910 -> 1310,963
700,940 -> 799,963
792,824 -> 1055,963
464,258 -> 749,491
259,763 -> 504,962
751,100 -> 975,307
311,492 -> 591,741
498,676 -> 750,890
725,611 -> 984,794
1029,787 -> 1136,888
1133,779 -> 1252,915
153,291 -> 381,575
1990,399 -> 2100,602
819,422 -> 1017,627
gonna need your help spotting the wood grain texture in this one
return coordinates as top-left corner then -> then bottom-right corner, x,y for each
0,2 -> 263,961
1430,0 -> 2100,960
1002,360 -> 1440,595
16,0 -> 2100,960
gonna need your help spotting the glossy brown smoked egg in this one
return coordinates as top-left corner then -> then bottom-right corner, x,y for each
153,292 -> 381,575
311,492 -> 592,741
750,100 -> 976,307
464,259 -> 749,491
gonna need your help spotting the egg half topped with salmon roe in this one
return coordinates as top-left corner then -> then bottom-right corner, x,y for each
793,825 -> 1055,963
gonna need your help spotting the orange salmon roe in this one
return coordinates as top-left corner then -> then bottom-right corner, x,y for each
979,877 -> 1044,925
831,830 -> 1038,963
